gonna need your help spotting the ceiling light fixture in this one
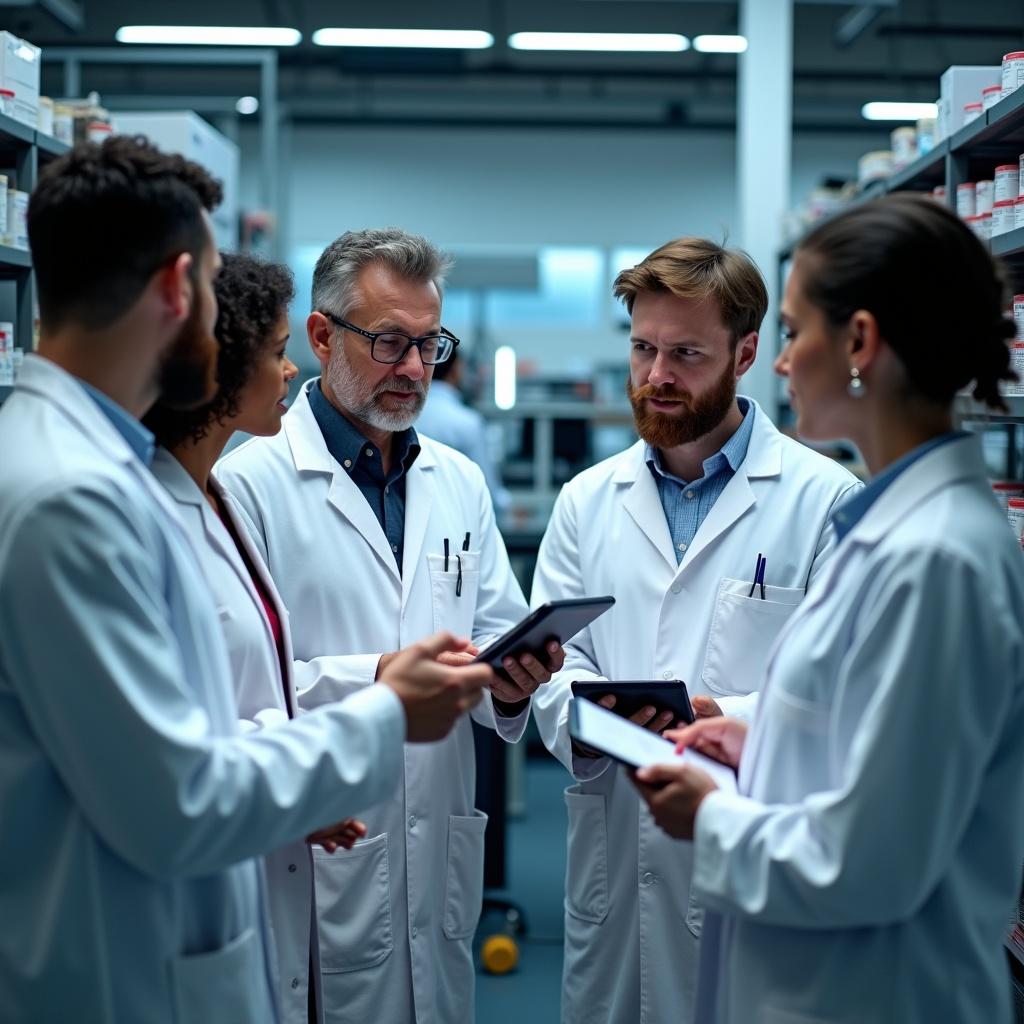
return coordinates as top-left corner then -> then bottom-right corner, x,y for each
312,28 -> 493,49
861,101 -> 938,121
236,96 -> 259,115
693,34 -> 748,54
508,31 -> 689,53
116,26 -> 301,46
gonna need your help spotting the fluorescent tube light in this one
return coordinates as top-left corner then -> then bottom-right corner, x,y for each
116,26 -> 301,46
236,96 -> 259,115
508,32 -> 689,53
861,101 -> 938,121
494,347 -> 517,411
312,28 -> 493,49
693,34 -> 747,54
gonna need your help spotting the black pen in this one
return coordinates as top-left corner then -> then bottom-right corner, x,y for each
463,532 -> 471,551
444,537 -> 450,572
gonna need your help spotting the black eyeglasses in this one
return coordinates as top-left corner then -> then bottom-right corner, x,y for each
322,312 -> 460,366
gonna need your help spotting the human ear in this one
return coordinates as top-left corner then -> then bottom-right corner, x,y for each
157,252 -> 194,324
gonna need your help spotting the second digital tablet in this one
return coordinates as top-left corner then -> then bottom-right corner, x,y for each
473,596 -> 615,671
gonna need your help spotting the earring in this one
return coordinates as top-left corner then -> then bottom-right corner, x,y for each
847,367 -> 866,398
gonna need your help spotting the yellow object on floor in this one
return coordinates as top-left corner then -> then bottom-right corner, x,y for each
482,934 -> 519,974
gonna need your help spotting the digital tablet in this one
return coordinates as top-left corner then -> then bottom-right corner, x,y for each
568,697 -> 737,793
571,679 -> 694,725
474,597 -> 615,670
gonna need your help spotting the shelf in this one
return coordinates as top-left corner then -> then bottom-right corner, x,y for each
0,111 -> 35,149
955,395 -> 1024,423
0,244 -> 31,271
953,86 -> 1024,155
885,140 -> 949,193
35,133 -> 69,160
991,227 -> 1024,261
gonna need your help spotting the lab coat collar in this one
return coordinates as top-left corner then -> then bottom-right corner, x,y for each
613,399 -> 783,572
840,433 -> 987,548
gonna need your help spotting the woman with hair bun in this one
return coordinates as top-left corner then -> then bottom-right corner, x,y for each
632,193 -> 1024,1023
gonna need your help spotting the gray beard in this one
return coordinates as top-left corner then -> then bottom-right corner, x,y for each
325,344 -> 426,432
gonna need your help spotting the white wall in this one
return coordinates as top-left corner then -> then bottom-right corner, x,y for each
240,124 -> 880,398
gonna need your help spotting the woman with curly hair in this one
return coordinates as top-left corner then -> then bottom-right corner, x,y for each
145,252 -> 363,1024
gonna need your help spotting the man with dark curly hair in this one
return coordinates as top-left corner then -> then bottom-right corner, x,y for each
0,138 -> 493,1023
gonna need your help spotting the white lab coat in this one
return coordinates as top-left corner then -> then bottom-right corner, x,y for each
0,356 -> 406,1024
151,449 -> 327,1024
530,401 -> 861,1024
692,434 -> 1024,1024
216,378 -> 531,1024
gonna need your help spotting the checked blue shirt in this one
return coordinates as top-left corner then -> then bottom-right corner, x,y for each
645,398 -> 756,564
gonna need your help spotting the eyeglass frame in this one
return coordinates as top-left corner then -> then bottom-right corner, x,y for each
321,311 -> 460,366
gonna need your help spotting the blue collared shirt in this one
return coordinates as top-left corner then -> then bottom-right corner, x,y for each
646,398 -> 756,564
832,431 -> 968,541
81,382 -> 155,466
308,380 -> 420,573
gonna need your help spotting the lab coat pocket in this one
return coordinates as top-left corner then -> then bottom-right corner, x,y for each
169,926 -> 265,1024
685,887 -> 704,938
427,551 -> 481,637
443,810 -> 489,939
313,832 -> 394,972
702,578 -> 803,697
563,786 -> 609,924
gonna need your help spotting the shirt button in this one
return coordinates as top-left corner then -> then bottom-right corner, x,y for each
662,670 -> 673,680
392,543 -> 399,553
343,458 -> 352,469
685,491 -> 695,500
288,864 -> 297,873
408,815 -> 417,829
642,872 -> 656,886
384,485 -> 390,494
677,542 -> 687,552
366,448 -> 374,457
671,584 -> 682,595
291,978 -> 300,990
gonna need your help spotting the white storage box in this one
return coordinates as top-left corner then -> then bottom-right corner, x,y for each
0,32 -> 40,129
939,66 -> 1000,138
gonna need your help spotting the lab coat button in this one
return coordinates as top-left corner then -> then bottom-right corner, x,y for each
291,978 -> 300,990
671,584 -> 682,595
408,815 -> 417,829
411,927 -> 418,939
288,863 -> 297,873
642,872 -> 656,886
662,670 -> 673,680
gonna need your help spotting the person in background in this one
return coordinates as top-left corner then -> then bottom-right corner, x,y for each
0,138 -> 492,1023
635,194 -> 1024,1024
529,237 -> 861,1024
416,348 -> 510,514
144,253 -> 365,1024
216,227 -> 564,1024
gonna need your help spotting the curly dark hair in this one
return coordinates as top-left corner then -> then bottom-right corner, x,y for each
29,134 -> 222,331
144,253 -> 295,449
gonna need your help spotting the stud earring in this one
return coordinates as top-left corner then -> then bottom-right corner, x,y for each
847,367 -> 866,398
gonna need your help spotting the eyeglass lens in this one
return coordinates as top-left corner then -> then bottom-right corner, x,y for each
373,334 -> 453,364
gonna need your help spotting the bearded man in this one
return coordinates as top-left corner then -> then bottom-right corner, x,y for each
529,237 -> 861,1024
216,227 -> 564,1024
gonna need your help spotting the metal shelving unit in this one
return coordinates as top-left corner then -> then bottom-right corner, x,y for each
0,111 -> 69,405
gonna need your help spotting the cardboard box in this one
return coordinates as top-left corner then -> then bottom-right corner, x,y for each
939,65 -> 1000,139
0,32 -> 40,128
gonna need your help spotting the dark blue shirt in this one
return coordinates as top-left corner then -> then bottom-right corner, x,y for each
308,381 -> 420,574
832,431 -> 968,541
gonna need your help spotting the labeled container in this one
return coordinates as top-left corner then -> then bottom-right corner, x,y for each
0,321 -> 11,353
1003,52 -> 1024,95
53,103 -> 73,145
0,86 -> 13,118
996,165 -> 1021,203
957,181 -> 977,218
4,188 -> 27,248
86,121 -> 113,145
0,33 -> 39,127
963,101 -> 984,125
858,150 -> 893,185
976,179 -> 995,215
1008,342 -> 1024,398
983,84 -> 1005,110
1016,196 -> 1024,229
916,117 -> 936,155
969,211 -> 993,240
992,482 -> 1024,510
1008,498 -> 1024,550
932,184 -> 948,205
993,199 -> 1016,236
1013,294 -> 1024,338
36,95 -> 53,136
0,173 -> 7,238
891,126 -> 917,169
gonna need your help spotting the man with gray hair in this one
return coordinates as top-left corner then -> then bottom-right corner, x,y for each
218,227 -> 562,1023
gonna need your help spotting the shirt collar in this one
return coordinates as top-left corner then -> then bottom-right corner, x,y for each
646,397 -> 755,486
308,379 -> 420,476
832,431 -> 968,541
80,381 -> 155,466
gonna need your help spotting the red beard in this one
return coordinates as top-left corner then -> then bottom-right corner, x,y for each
626,362 -> 737,448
